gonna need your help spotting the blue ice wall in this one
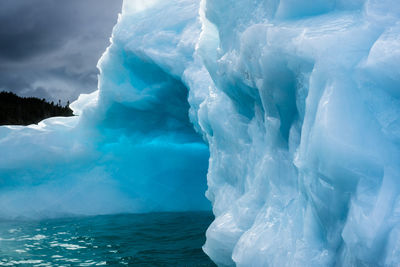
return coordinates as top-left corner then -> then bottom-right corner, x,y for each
192,0 -> 400,266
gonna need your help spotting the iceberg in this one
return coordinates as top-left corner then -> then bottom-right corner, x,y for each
0,0 -> 209,217
1,0 -> 400,266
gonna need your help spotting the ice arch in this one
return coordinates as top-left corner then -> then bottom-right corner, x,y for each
0,0 -> 210,218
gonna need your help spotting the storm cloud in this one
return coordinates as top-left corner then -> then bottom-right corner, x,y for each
0,0 -> 122,102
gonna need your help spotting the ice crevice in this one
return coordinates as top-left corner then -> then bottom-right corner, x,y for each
1,0 -> 400,266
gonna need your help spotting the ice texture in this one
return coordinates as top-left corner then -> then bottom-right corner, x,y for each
1,0 -> 400,266
194,0 -> 400,266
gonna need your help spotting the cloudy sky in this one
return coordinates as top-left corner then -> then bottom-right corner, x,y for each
0,0 -> 122,103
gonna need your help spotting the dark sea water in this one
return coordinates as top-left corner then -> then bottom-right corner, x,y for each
0,212 -> 216,266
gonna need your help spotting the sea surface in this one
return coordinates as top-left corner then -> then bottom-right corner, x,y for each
0,211 -> 216,266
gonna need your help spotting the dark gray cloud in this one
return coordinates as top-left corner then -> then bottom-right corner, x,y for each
0,0 -> 122,103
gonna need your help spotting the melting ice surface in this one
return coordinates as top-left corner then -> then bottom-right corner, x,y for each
1,0 -> 400,266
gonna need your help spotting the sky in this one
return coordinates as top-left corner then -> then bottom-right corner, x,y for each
0,0 -> 122,103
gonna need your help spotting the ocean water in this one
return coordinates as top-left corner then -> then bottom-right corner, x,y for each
0,211 -> 216,266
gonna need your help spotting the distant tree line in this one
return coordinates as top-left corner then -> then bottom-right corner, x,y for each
0,91 -> 74,126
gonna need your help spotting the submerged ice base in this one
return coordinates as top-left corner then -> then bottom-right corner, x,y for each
1,0 -> 400,266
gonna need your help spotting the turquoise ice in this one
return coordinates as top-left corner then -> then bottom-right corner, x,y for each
0,0 -> 209,216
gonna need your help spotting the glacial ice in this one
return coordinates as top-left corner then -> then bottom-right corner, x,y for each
195,0 -> 400,266
1,0 -> 400,266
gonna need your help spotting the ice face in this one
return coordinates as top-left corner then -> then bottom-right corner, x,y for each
1,0 -> 400,266
194,0 -> 400,266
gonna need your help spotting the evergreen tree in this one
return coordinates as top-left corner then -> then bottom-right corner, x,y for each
0,91 -> 74,126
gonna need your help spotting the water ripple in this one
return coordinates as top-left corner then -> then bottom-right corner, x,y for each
0,212 -> 215,266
